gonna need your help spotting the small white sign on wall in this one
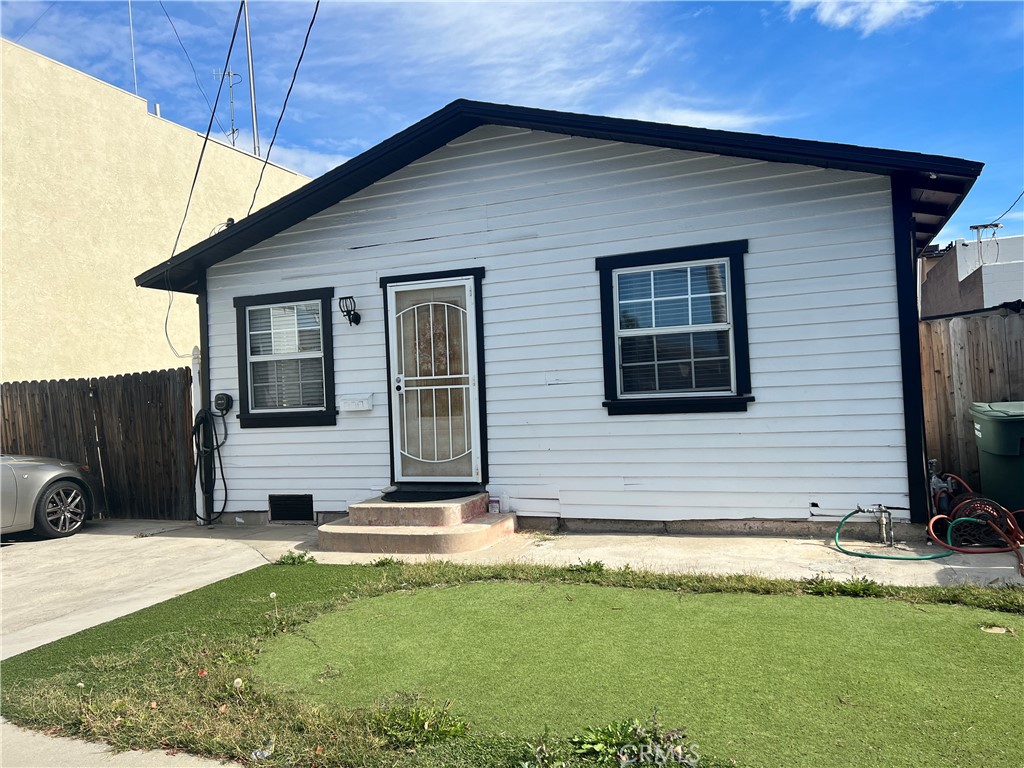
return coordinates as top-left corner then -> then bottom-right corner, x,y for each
339,394 -> 373,412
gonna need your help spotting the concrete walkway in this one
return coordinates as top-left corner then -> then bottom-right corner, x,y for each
1,517 -> 1021,766
314,527 -> 1024,587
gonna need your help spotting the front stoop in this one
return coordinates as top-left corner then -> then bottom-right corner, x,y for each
348,493 -> 488,527
318,493 -> 516,554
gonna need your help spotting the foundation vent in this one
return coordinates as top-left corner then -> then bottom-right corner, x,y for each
268,494 -> 314,522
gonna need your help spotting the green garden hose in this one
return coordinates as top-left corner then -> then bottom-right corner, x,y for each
832,509 -> 954,561
945,517 -> 984,546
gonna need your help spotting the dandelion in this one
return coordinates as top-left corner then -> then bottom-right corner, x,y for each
76,682 -> 85,689
270,592 -> 279,619
233,678 -> 243,690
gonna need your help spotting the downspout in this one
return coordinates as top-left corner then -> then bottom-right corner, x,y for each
890,174 -> 928,523
196,273 -> 215,523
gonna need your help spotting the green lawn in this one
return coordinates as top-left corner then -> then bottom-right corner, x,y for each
256,581 -> 1022,767
1,561 -> 1021,768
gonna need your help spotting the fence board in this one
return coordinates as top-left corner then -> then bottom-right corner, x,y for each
921,309 -> 1024,489
1,368 -> 194,520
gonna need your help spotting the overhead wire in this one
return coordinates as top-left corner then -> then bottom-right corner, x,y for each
163,0 -> 245,359
991,190 -> 1024,224
14,1 -> 57,43
246,0 -> 320,216
158,0 -> 231,141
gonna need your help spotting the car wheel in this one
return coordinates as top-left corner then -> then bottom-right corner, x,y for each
34,480 -> 88,538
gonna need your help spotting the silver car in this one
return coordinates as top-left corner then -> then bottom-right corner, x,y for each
1,455 -> 102,538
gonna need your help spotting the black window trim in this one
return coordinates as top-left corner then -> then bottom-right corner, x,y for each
596,240 -> 754,415
233,287 -> 337,428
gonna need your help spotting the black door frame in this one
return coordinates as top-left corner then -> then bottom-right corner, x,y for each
379,267 -> 488,493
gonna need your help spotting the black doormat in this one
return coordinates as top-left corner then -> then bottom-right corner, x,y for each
381,484 -> 482,503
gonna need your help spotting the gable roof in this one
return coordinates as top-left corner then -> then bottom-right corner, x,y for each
137,99 -> 984,293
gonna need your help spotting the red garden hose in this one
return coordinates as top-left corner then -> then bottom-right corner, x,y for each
926,476 -> 1024,577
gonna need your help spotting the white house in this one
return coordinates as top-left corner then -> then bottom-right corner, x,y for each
137,100 -> 982,528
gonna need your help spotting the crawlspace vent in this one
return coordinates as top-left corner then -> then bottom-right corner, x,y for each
268,494 -> 314,522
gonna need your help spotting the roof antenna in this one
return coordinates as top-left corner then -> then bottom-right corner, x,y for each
968,222 -> 1003,266
213,69 -> 243,146
128,0 -> 138,95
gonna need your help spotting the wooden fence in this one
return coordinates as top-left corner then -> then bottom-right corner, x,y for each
920,308 -> 1024,488
1,368 -> 195,520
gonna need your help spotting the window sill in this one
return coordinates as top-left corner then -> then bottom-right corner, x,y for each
238,410 -> 338,429
603,395 -> 754,415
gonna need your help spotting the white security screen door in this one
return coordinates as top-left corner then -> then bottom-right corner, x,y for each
387,277 -> 481,483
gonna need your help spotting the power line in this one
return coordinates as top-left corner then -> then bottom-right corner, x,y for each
170,1 -> 244,258
158,0 -> 231,140
163,1 -> 246,359
15,1 -> 57,42
247,0 -> 320,216
992,189 -> 1024,224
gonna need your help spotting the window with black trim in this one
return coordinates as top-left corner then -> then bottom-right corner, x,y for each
233,288 -> 337,428
596,241 -> 754,415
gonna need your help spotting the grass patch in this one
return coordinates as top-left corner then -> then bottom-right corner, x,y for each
256,581 -> 1022,766
1,561 -> 1021,768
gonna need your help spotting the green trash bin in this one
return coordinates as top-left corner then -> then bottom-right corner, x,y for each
969,402 -> 1024,511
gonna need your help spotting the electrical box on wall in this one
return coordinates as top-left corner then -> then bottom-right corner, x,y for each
339,394 -> 373,412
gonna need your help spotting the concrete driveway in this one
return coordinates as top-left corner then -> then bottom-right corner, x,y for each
1,519 -> 316,661
1,519 -> 316,768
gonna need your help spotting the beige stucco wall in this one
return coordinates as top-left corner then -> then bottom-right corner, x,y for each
0,40 -> 309,382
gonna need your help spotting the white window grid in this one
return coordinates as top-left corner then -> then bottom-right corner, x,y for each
613,258 -> 736,398
246,301 -> 326,412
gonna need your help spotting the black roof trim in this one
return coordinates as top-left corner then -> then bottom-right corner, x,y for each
136,99 -> 984,294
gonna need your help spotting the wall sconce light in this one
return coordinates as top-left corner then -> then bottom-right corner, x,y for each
338,296 -> 361,326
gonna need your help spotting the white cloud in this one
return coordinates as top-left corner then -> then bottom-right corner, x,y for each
788,1 -> 934,35
612,90 -> 782,132
266,144 -> 349,178
303,2 -> 678,112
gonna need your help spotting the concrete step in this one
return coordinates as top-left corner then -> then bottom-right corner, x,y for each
348,493 -> 488,527
317,513 -> 516,555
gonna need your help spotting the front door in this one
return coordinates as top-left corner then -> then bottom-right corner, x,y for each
386,276 -> 482,483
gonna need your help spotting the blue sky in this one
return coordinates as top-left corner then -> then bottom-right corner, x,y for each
3,1 -> 1022,244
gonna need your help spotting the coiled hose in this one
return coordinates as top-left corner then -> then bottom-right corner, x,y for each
927,493 -> 1024,577
835,475 -> 1024,575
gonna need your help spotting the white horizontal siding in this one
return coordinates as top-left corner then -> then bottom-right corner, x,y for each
206,126 -> 908,520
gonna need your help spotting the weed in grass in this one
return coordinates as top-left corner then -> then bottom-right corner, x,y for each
569,711 -> 699,766
275,550 -> 317,565
566,560 -> 606,575
366,694 -> 469,749
371,556 -> 402,567
520,729 -> 569,768
804,575 -> 885,598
